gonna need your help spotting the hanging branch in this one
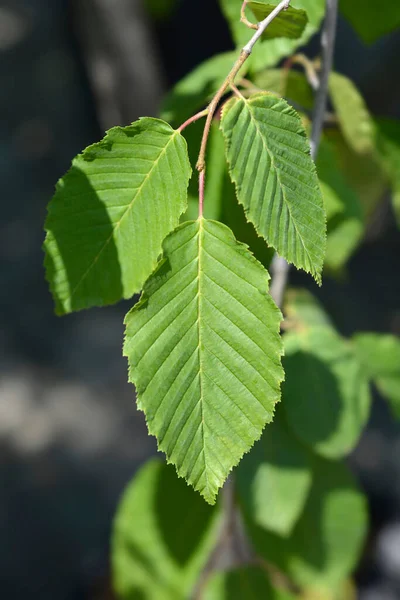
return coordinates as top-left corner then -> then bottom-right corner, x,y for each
270,0 -> 339,309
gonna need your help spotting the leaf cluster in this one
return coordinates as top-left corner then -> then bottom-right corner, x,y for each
42,0 -> 400,597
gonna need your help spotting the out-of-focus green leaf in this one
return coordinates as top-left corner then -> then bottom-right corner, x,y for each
317,139 -> 350,221
144,0 -> 179,20
340,0 -> 400,44
283,327 -> 372,459
324,129 -> 388,219
253,69 -> 314,110
44,118 -> 191,314
301,579 -> 357,600
160,52 -> 248,127
248,2 -> 308,39
221,92 -> 326,283
375,118 -> 400,226
203,566 -> 296,599
325,207 -> 364,271
112,459 -> 221,600
317,136 -> 365,271
353,333 -> 400,418
329,73 -> 375,155
246,457 -> 368,591
124,219 -> 284,504
237,406 -> 312,537
284,288 -> 334,330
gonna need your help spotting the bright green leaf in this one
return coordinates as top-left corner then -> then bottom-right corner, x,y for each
246,457 -> 368,591
237,406 -> 312,536
340,0 -> 400,44
203,566 -> 295,599
44,118 -> 191,314
353,333 -> 400,418
160,52 -> 248,127
329,73 -> 375,155
375,118 -> 400,226
112,459 -> 221,600
221,92 -> 326,284
124,218 -> 284,504
283,327 -> 372,459
247,2 -> 308,40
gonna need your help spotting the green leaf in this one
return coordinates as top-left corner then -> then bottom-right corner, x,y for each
317,139 -> 351,221
237,406 -> 312,537
317,138 -> 365,271
247,2 -> 308,40
353,333 -> 400,418
246,457 -> 368,591
160,52 -> 248,127
203,566 -> 295,599
329,73 -> 375,155
375,118 -> 400,226
283,327 -> 372,459
284,288 -> 334,330
221,92 -> 326,283
124,218 -> 284,504
340,0 -> 400,44
44,118 -> 191,314
325,203 -> 364,271
325,129 -> 388,219
219,0 -> 325,71
254,69 -> 314,111
112,459 -> 221,600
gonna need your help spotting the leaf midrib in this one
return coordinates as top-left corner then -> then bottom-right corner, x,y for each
196,217 -> 209,496
68,130 -> 180,302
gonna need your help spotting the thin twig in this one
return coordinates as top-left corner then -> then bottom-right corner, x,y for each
270,256 -> 291,308
199,171 -> 205,217
241,0 -> 258,30
310,0 -> 338,158
178,109 -> 209,133
270,0 -> 339,309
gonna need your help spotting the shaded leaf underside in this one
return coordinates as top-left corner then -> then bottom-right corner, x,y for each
124,218 -> 283,503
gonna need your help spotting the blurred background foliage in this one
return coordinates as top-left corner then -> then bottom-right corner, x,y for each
1,0 -> 400,598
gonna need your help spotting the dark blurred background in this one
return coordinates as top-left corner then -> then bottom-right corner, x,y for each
0,1 -> 399,598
